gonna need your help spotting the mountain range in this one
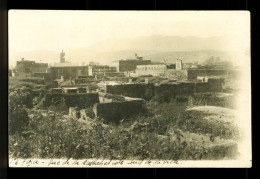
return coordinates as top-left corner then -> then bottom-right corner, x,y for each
9,35 -> 236,67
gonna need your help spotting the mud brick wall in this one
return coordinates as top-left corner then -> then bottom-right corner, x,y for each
106,81 -> 222,101
194,82 -> 209,93
208,78 -> 224,92
80,108 -> 96,120
93,100 -> 145,124
154,83 -> 179,99
43,93 -> 99,109
118,60 -> 151,72
106,84 -> 155,100
99,93 -> 125,102
178,83 -> 196,94
78,87 -> 87,93
154,82 -> 210,98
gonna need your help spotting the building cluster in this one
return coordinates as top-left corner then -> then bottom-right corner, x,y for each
10,50 -> 238,124
11,50 -> 235,82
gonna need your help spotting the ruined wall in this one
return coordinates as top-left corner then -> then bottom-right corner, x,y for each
75,76 -> 95,84
98,93 -> 125,102
43,93 -> 99,109
154,82 -> 210,99
106,84 -> 155,100
69,107 -> 80,118
80,108 -> 95,120
93,100 -> 145,124
154,83 -> 179,99
207,78 -> 224,92
106,81 -> 220,101
194,82 -> 210,93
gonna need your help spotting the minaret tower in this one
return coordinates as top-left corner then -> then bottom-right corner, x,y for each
60,49 -> 65,63
176,59 -> 183,70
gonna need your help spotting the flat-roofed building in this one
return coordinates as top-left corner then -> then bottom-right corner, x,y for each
49,65 -> 88,79
136,64 -> 167,76
14,58 -> 48,77
112,53 -> 151,72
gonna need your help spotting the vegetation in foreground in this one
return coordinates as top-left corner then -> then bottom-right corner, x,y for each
8,78 -> 239,160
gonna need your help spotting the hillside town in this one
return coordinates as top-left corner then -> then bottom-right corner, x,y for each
9,50 -> 241,160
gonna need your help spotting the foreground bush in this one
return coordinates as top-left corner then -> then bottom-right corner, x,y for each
9,109 -> 239,160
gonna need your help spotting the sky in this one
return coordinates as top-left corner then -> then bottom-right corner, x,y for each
9,10 -> 250,54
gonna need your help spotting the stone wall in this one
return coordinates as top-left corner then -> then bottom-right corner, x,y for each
80,108 -> 95,120
98,92 -> 125,102
208,78 -> 224,92
93,99 -> 145,124
106,80 -> 222,101
154,82 -> 210,99
194,82 -> 210,93
105,83 -> 155,100
42,93 -> 99,109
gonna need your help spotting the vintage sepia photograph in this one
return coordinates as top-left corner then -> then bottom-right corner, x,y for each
8,10 -> 251,167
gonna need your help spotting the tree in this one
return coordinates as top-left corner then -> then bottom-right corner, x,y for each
9,86 -> 33,110
9,105 -> 29,135
8,87 -> 32,135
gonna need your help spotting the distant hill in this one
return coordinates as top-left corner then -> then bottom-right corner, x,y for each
9,35 -> 236,67
142,50 -> 233,64
9,49 -> 234,67
88,35 -> 232,52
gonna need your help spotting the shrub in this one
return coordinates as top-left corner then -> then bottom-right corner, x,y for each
8,107 -> 30,135
9,99 -> 239,160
